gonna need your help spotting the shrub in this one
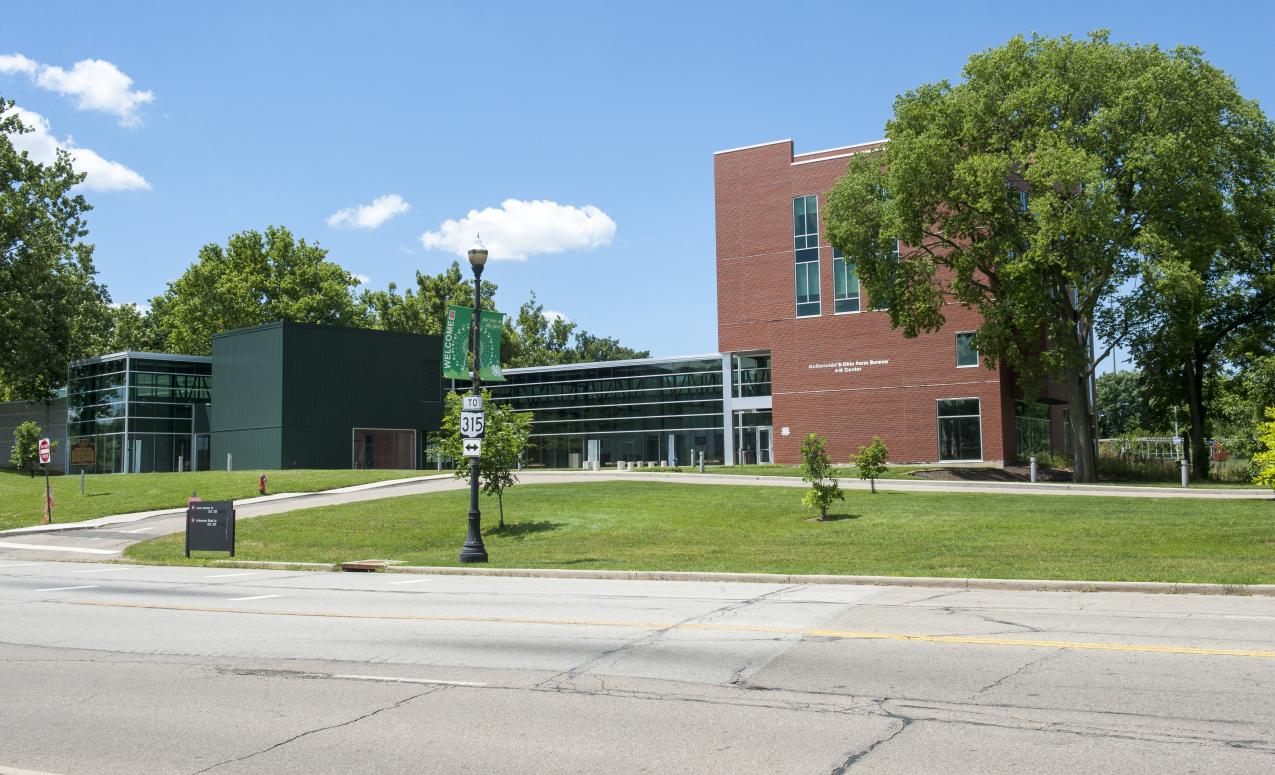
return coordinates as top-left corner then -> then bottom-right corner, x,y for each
853,436 -> 888,494
800,433 -> 843,520
1253,408 -> 1275,492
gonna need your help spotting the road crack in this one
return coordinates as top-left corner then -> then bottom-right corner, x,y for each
187,684 -> 449,774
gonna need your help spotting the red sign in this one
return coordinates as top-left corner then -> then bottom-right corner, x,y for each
38,437 -> 51,465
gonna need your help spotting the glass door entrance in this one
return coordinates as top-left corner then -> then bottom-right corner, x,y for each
756,426 -> 772,464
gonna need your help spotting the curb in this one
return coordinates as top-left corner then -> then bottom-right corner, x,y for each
204,560 -> 1269,596
58,558 -> 1275,596
373,565 -> 1275,596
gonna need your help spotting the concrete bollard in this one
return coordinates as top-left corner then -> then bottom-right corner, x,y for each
226,453 -> 233,472
177,455 -> 183,473
1181,458 -> 1189,488
699,450 -> 705,473
1029,455 -> 1037,483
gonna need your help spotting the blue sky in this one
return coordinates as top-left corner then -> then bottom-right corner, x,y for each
4,1 -> 1273,362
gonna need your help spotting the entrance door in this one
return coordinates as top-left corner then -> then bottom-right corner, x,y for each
756,426 -> 773,464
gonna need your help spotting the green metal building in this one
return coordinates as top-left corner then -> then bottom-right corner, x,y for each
211,322 -> 443,470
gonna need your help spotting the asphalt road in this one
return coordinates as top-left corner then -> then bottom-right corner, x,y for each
2,563 -> 1273,774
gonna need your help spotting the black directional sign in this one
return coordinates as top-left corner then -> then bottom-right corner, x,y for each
185,500 -> 235,557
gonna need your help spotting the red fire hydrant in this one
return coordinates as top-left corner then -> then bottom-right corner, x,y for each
258,474 -> 267,495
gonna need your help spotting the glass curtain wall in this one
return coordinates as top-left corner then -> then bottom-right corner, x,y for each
67,353 -> 212,473
486,357 -> 727,468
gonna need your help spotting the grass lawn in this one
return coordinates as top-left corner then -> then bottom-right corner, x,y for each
126,481 -> 1275,584
0,469 -> 425,530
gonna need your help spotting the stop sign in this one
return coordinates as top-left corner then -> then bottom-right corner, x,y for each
38,437 -> 51,465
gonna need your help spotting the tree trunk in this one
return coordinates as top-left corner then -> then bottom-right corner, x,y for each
498,492 -> 505,529
870,477 -> 876,494
1184,356 -> 1210,481
1064,363 -> 1097,483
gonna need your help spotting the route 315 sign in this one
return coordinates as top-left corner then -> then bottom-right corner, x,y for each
460,411 -> 486,439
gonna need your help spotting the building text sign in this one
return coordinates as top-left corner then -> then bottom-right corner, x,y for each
807,358 -> 891,375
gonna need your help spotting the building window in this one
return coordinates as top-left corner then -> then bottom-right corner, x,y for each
870,239 -> 899,311
955,332 -> 978,367
794,195 -> 820,317
832,248 -> 860,313
1015,401 -> 1052,459
937,398 -> 982,461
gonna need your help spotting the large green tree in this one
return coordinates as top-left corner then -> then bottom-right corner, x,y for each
0,98 -> 111,400
359,261 -> 497,337
149,226 -> 364,355
1112,156 -> 1275,478
362,272 -> 648,369
825,32 -> 1263,482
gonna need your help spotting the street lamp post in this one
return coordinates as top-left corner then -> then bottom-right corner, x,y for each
459,238 -> 489,563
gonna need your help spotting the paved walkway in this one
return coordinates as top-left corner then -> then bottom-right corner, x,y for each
0,470 -> 1267,561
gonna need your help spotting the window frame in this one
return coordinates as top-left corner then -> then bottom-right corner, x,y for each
954,331 -> 979,368
831,248 -> 861,315
869,239 -> 900,312
936,396 -> 983,462
793,195 -> 821,318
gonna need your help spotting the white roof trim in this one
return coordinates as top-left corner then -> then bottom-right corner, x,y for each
70,351 -> 212,367
713,139 -> 792,156
791,140 -> 888,166
792,139 -> 887,159
500,352 -> 723,376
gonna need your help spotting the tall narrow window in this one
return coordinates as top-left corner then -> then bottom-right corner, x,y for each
832,248 -> 860,313
870,239 -> 899,311
794,195 -> 820,317
937,398 -> 982,461
955,332 -> 978,367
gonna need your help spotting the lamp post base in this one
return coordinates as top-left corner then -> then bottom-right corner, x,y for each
459,508 -> 488,563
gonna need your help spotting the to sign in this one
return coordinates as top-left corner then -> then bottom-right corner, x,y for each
462,395 -> 483,411
460,411 -> 486,439
462,438 -> 482,458
38,437 -> 51,465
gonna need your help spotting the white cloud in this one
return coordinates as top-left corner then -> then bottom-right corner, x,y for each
110,301 -> 152,313
5,106 -> 150,192
0,53 -> 155,127
420,198 -> 617,261
327,194 -> 411,230
542,310 -> 570,323
352,273 -> 370,285
0,53 -> 37,75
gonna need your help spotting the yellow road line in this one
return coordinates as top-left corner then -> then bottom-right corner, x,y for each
68,599 -> 1275,660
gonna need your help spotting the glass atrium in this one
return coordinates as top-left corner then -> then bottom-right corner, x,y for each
483,352 -> 773,468
66,352 -> 213,473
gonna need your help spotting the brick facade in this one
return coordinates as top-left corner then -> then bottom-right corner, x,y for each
715,139 -> 1048,466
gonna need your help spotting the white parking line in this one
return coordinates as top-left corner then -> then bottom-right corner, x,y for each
205,572 -> 259,579
388,578 -> 431,585
35,585 -> 99,592
333,674 -> 487,687
227,594 -> 282,602
71,567 -> 134,573
0,542 -> 120,555
0,563 -> 43,569
125,527 -> 154,534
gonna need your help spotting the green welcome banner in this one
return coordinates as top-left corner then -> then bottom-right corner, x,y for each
479,310 -> 506,382
442,305 -> 472,380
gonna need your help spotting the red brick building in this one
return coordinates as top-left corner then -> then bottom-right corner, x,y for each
715,139 -> 1064,466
